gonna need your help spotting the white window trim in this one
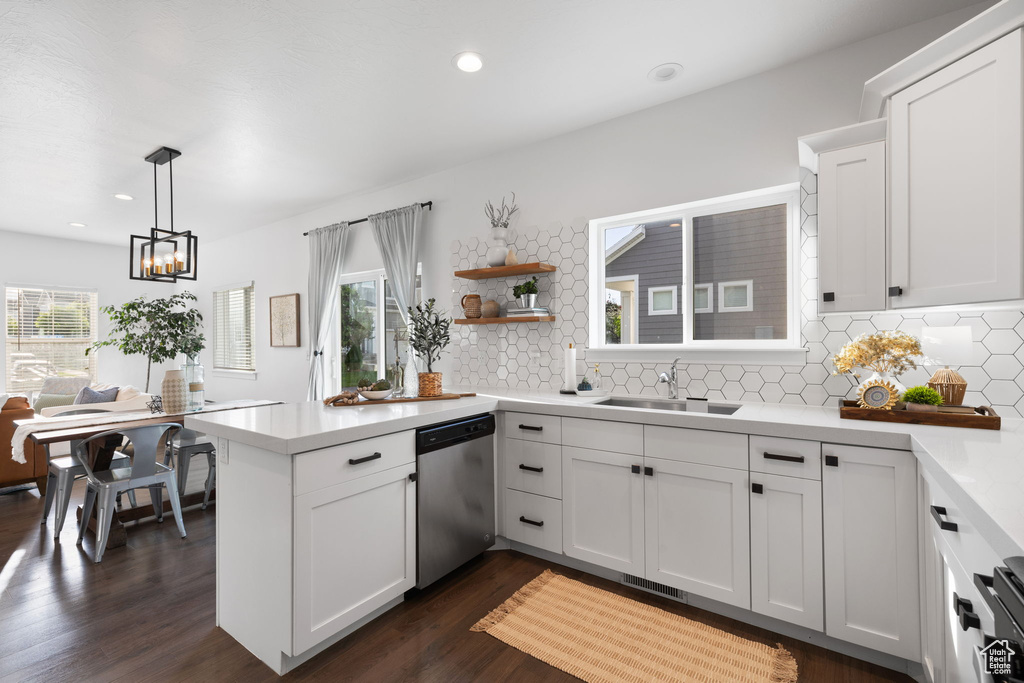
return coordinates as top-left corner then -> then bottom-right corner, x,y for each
718,279 -> 753,313
212,280 -> 256,374
647,286 -> 678,316
587,183 -> 805,365
693,283 -> 713,314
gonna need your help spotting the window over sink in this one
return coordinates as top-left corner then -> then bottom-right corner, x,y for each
588,184 -> 804,364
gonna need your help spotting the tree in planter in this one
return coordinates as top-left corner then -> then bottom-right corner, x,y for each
407,298 -> 451,374
88,291 -> 205,392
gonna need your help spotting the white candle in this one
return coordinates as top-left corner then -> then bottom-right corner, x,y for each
563,344 -> 576,392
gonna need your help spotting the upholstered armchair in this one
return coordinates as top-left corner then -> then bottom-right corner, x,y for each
0,396 -> 47,493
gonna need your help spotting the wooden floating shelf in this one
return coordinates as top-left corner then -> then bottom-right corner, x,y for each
454,262 -> 557,280
455,316 -> 556,325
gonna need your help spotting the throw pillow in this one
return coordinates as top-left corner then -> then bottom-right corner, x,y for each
116,385 -> 142,401
73,386 -> 120,405
33,393 -> 76,414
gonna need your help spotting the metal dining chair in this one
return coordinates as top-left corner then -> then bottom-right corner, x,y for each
163,429 -> 216,509
75,423 -> 187,562
40,408 -> 135,540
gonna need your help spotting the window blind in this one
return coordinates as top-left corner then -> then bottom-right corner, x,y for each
213,284 -> 255,371
5,286 -> 98,394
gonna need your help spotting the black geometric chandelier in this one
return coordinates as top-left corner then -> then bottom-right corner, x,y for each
129,146 -> 198,282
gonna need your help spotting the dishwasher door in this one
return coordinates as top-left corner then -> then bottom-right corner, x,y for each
416,414 -> 495,589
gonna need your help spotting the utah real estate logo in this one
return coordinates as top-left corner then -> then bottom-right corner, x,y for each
981,639 -> 1017,676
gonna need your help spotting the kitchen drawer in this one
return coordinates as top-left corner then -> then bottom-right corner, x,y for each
294,431 -> 415,496
922,467 -> 1002,580
504,439 -> 562,499
505,412 -> 561,444
750,436 -> 821,480
644,425 -> 747,470
562,417 -> 643,455
504,488 -> 563,554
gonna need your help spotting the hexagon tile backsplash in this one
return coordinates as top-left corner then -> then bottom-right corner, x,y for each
450,169 -> 1024,417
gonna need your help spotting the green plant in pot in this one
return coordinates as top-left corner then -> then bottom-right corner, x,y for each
88,291 -> 205,395
407,298 -> 452,397
902,385 -> 943,412
512,276 -> 539,309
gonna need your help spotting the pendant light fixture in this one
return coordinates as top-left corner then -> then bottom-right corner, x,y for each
129,146 -> 198,282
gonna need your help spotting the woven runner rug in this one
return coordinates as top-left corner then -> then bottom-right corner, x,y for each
471,570 -> 798,683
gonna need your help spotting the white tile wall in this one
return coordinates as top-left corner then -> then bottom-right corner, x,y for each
451,169 -> 1024,416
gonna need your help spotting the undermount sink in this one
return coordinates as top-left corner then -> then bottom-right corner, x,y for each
597,396 -> 741,415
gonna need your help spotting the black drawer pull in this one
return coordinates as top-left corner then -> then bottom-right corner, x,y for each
349,452 -> 382,465
953,592 -> 973,617
519,464 -> 544,473
644,466 -> 653,476
519,424 -> 543,432
931,505 -> 958,532
888,286 -> 903,297
631,465 -> 641,474
752,483 -> 764,494
763,452 -> 805,464
519,516 -> 544,527
824,455 -> 838,467
959,609 -> 981,631
822,292 -> 835,302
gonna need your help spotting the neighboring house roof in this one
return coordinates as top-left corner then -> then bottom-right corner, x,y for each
605,226 -> 646,265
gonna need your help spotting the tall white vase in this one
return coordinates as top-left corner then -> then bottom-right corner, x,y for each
486,227 -> 509,267
161,369 -> 188,414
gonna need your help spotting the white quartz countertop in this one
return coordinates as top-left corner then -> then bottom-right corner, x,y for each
187,386 -> 1024,559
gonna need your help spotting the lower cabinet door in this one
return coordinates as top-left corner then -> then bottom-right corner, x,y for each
822,444 -> 920,661
921,473 -> 947,683
293,463 -> 416,655
562,446 -> 644,574
504,488 -> 563,554
750,472 -> 823,630
644,457 -> 750,608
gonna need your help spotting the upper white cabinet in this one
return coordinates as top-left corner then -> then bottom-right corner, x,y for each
889,28 -> 1024,309
818,140 -> 887,313
822,444 -> 920,661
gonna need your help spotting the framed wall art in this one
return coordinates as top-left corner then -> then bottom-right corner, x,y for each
269,293 -> 300,347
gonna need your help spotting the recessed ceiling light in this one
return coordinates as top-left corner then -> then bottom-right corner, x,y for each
68,222 -> 86,228
648,63 -> 683,83
452,52 -> 483,73
113,193 -> 134,200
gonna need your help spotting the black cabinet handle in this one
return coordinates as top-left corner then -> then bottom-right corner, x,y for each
519,464 -> 544,473
644,466 -> 653,476
349,452 -> 382,465
519,516 -> 544,527
959,608 -> 981,631
888,286 -> 903,297
631,465 -> 641,474
822,292 -> 835,302
824,455 -> 838,467
752,483 -> 764,494
409,472 -> 417,482
953,592 -> 973,617
931,505 -> 958,532
518,424 -> 543,432
763,452 -> 805,464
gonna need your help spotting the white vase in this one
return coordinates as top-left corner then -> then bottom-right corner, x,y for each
161,369 -> 188,414
486,227 -> 509,267
858,371 -> 905,396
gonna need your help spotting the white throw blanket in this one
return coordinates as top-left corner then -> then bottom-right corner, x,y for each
10,400 -> 277,464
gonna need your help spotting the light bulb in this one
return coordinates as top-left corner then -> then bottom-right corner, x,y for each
453,52 -> 483,73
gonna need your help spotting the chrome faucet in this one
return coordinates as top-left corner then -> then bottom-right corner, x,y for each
657,357 -> 682,399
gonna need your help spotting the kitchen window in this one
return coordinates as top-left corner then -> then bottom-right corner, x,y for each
588,184 -> 804,364
212,281 -> 256,375
4,285 -> 98,394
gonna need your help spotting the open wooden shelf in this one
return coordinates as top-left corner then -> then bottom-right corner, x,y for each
454,316 -> 556,325
454,262 -> 556,280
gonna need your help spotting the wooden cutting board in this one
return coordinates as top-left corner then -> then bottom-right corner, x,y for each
325,392 -> 477,407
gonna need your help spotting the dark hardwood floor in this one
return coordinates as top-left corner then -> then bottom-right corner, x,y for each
0,481 -> 912,682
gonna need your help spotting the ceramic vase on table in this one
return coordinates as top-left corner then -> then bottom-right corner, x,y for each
461,294 -> 482,318
486,227 -> 509,267
161,369 -> 188,414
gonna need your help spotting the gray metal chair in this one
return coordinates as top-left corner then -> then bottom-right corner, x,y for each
75,423 -> 186,562
40,408 -> 135,539
163,429 -> 216,510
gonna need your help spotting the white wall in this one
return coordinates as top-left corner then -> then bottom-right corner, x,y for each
0,229 -> 177,394
190,6 -> 982,403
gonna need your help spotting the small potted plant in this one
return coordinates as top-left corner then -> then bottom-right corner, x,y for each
407,298 -> 452,397
902,386 -> 943,412
512,276 -> 539,309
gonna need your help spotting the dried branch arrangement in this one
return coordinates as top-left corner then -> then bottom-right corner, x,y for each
484,192 -> 518,229
832,330 -> 923,379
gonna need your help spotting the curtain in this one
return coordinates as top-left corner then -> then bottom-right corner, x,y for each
369,203 -> 423,324
306,222 -> 350,401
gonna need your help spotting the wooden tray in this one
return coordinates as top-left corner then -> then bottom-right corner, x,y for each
838,400 -> 1000,430
325,392 -> 477,407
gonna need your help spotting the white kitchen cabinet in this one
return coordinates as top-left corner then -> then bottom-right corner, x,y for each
562,445 -> 644,574
818,140 -> 887,313
822,444 -> 920,661
889,28 -> 1024,309
750,472 -> 823,630
644,457 -> 750,608
293,462 -> 416,655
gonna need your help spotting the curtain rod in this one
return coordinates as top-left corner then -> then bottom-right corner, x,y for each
302,201 -> 432,236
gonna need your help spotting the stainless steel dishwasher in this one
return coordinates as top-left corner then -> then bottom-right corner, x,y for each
415,413 -> 496,589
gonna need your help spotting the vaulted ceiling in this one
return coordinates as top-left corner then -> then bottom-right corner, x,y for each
0,0 -> 986,245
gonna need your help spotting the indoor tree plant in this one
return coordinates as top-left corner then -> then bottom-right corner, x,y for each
88,291 -> 205,394
407,298 -> 451,397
